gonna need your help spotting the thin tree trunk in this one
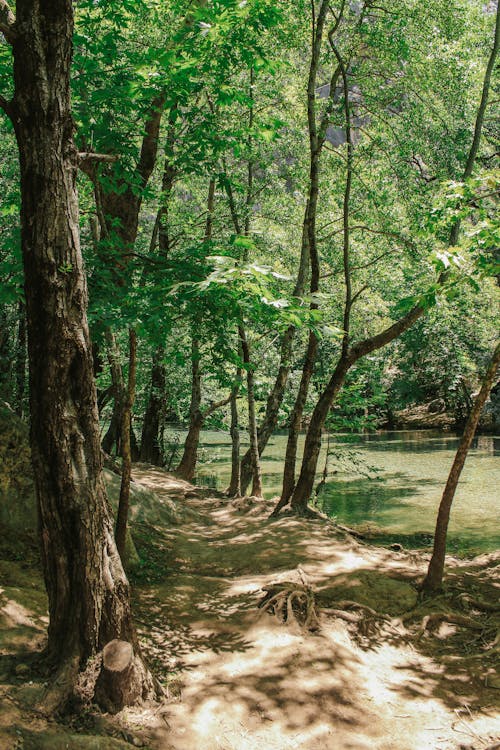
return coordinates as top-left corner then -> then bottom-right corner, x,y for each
240,326 -> 262,497
115,328 -> 137,561
226,368 -> 243,496
421,342 -> 500,594
139,344 -> 167,464
102,328 -> 125,455
5,0 -> 154,711
176,336 -> 202,479
239,325 -> 295,493
139,133 -> 178,463
175,177 -> 219,481
276,1 -> 334,508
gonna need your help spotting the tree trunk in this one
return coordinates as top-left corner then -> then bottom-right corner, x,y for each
241,3 -> 333,496
240,327 -> 262,497
115,328 -> 137,562
226,369 -> 243,496
239,326 -> 295,494
421,342 -> 500,595
176,412 -> 204,482
278,334 -> 319,510
176,336 -> 202,480
139,344 -> 167,465
289,357 -> 351,513
8,0 -> 154,711
102,328 -> 125,455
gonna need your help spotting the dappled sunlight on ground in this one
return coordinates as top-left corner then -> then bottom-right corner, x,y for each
0,467 -> 498,749
128,466 -> 500,750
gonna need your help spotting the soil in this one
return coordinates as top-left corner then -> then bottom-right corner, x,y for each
0,465 -> 499,750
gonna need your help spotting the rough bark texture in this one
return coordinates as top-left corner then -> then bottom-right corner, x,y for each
8,0 -> 152,710
421,342 -> 500,594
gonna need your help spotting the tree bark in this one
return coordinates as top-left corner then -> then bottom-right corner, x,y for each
7,0 -> 154,710
421,342 -> 500,595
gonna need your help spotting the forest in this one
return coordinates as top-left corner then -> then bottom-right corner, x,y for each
0,0 -> 499,748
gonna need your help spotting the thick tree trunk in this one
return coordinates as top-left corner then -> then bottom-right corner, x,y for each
9,0 -> 154,710
140,344 -> 167,465
421,342 -> 500,595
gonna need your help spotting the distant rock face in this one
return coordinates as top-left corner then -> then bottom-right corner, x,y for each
428,398 -> 445,414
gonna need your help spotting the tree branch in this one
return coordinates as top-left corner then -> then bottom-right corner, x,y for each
0,0 -> 16,43
136,95 -> 166,188
201,394 -> 232,420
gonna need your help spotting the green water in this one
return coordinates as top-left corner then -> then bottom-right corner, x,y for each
176,428 -> 500,555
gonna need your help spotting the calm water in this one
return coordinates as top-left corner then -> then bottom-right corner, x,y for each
171,429 -> 500,554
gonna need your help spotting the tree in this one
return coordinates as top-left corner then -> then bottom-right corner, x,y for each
421,341 -> 500,595
283,0 -> 499,514
0,0 -> 154,712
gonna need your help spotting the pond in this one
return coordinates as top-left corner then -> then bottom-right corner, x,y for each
169,429 -> 500,555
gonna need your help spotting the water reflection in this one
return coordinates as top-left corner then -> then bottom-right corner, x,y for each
189,429 -> 500,554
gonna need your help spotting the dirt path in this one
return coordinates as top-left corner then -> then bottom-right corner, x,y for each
0,466 -> 498,750
129,467 -> 500,750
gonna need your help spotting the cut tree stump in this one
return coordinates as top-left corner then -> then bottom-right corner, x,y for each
94,640 -> 151,714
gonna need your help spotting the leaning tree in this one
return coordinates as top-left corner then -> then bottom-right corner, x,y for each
0,0 -> 155,712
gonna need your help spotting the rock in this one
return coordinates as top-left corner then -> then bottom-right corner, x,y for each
428,398 -> 445,413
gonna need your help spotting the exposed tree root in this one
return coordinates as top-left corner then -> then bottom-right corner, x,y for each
458,593 -> 500,613
322,599 -> 388,638
419,613 -> 483,636
36,654 -> 81,716
258,582 -> 320,631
